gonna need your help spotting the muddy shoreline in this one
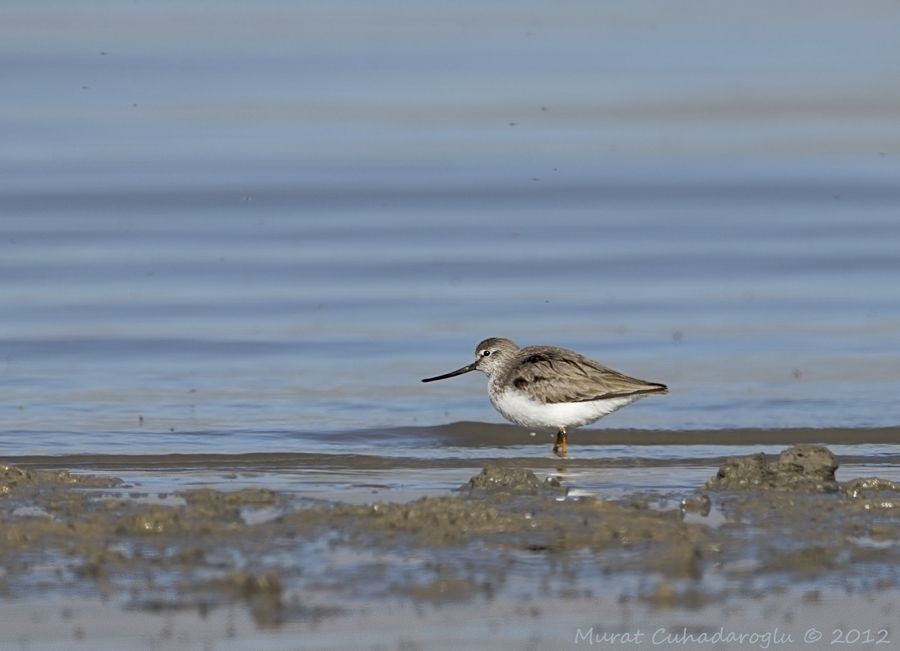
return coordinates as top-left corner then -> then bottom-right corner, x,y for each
2,442 -> 900,648
5,424 -> 900,466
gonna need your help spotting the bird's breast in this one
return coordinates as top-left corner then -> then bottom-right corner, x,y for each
488,386 -> 640,429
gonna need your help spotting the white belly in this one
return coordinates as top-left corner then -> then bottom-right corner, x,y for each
489,388 -> 640,429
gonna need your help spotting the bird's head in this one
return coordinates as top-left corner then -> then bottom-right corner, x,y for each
421,337 -> 519,382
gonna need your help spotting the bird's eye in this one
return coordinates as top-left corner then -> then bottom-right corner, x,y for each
481,350 -> 491,357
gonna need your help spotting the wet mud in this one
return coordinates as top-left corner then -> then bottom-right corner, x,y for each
1,446 -> 899,634
705,444 -> 839,491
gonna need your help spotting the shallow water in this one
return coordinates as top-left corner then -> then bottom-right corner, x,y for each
3,1 -> 900,458
6,426 -> 900,508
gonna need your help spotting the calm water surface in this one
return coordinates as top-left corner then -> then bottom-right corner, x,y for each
2,1 -> 899,467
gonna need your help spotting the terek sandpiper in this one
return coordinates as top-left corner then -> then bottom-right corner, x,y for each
422,337 -> 667,457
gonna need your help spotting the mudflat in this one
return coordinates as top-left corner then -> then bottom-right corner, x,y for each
1,439 -> 899,650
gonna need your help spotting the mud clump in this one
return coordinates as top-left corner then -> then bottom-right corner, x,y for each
706,444 -> 838,492
0,465 -> 34,496
844,477 -> 900,496
703,445 -> 900,587
843,477 -> 900,507
0,464 -> 120,497
840,476 -> 900,513
117,506 -> 187,535
464,465 -> 548,494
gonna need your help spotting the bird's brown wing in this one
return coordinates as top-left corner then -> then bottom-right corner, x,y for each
502,347 -> 667,404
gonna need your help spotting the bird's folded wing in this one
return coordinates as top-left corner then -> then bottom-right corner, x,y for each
506,350 -> 667,404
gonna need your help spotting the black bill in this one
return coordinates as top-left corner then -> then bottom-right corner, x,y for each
421,361 -> 478,382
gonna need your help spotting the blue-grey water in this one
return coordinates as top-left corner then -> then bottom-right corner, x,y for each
2,0 -> 900,462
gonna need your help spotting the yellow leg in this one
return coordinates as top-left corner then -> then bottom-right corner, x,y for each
552,427 -> 567,457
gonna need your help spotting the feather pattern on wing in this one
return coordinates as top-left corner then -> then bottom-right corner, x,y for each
496,345 -> 667,405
